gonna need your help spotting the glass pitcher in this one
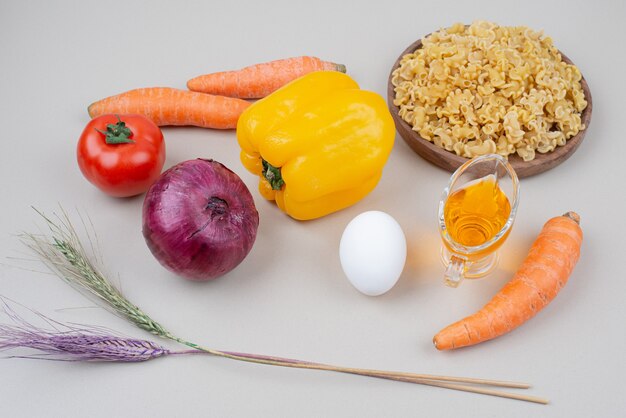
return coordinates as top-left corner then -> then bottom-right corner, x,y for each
438,154 -> 520,288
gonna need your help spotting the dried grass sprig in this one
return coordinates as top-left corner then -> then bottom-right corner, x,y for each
16,209 -> 548,404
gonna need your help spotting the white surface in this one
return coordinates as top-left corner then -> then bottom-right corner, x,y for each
1,0 -> 625,416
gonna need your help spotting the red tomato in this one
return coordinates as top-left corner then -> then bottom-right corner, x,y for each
77,114 -> 165,197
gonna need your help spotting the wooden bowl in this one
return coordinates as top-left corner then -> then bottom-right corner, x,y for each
387,38 -> 593,178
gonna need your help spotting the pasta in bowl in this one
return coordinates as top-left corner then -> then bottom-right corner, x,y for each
388,21 -> 592,177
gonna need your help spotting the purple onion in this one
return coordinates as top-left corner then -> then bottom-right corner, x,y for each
142,159 -> 259,281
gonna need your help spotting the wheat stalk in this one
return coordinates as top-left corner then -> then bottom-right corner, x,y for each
18,208 -> 548,404
22,209 -> 172,339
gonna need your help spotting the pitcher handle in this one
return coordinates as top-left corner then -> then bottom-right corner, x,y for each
444,256 -> 466,288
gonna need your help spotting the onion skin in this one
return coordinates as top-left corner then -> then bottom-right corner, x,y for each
142,159 -> 259,281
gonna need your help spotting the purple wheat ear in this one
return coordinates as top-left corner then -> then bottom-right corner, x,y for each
9,208 -> 547,404
0,298 -> 196,362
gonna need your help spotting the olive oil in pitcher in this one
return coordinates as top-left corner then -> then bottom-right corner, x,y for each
438,154 -> 519,287
444,174 -> 511,247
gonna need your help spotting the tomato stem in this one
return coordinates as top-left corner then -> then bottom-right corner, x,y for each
96,115 -> 135,144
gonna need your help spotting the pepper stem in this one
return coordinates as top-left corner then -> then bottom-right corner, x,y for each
262,159 -> 285,190
96,115 -> 134,144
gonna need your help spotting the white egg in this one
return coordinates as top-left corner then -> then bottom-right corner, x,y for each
339,211 -> 407,296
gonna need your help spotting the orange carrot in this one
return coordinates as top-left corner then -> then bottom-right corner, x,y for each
186,56 -> 347,99
433,212 -> 583,350
88,87 -> 250,129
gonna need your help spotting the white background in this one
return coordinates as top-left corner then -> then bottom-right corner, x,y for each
1,0 -> 625,416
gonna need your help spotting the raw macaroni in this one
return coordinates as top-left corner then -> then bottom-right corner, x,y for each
392,21 -> 587,161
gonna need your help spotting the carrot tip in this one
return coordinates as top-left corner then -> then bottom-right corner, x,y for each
335,63 -> 347,73
433,337 -> 444,350
563,211 -> 580,225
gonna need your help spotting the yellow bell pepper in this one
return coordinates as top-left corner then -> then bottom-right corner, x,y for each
236,71 -> 395,220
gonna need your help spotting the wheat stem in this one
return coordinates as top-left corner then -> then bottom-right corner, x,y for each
21,209 -> 547,404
